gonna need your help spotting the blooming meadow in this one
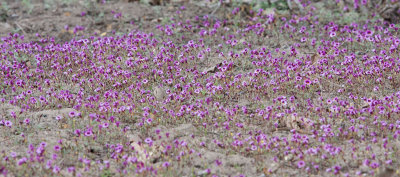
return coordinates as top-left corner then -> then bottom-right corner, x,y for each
1,0 -> 400,176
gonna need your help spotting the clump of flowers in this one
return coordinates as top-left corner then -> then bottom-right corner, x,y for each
1,1 -> 400,176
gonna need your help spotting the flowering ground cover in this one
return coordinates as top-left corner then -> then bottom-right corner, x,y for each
1,0 -> 400,176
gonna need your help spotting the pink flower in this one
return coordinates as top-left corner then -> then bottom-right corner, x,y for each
68,167 -> 75,173
5,120 -> 12,127
144,137 -> 153,145
162,162 -> 170,168
68,111 -> 76,118
55,115 -> 63,121
53,165 -> 60,173
365,30 -> 373,36
24,118 -> 30,125
297,160 -> 306,168
75,129 -> 81,137
84,130 -> 93,137
304,79 -> 312,86
17,157 -> 27,166
54,145 -> 61,152
329,31 -> 336,38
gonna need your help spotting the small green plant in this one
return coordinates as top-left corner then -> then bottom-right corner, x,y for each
0,3 -> 8,22
1,1 -> 9,11
21,0 -> 34,14
60,0 -> 77,5
43,0 -> 55,10
253,0 -> 289,10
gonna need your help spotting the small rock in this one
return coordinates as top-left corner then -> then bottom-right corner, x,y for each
0,103 -> 21,115
360,165 -> 370,173
377,168 -> 395,177
202,151 -> 224,163
284,154 -> 293,161
349,160 -> 359,168
172,123 -> 198,139
196,169 -> 210,176
127,133 -> 141,143
0,23 -> 12,32
153,86 -> 165,101
202,65 -> 218,74
226,154 -> 254,167
269,162 -> 280,173
287,0 -> 304,12
89,145 -> 103,154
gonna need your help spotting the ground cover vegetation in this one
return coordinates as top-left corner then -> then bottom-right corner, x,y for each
1,0 -> 400,176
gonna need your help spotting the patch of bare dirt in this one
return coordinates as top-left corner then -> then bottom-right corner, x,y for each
0,0 -> 216,42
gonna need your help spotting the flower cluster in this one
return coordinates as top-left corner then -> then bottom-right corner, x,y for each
1,1 -> 400,176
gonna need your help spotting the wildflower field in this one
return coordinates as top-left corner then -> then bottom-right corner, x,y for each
1,0 -> 400,176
